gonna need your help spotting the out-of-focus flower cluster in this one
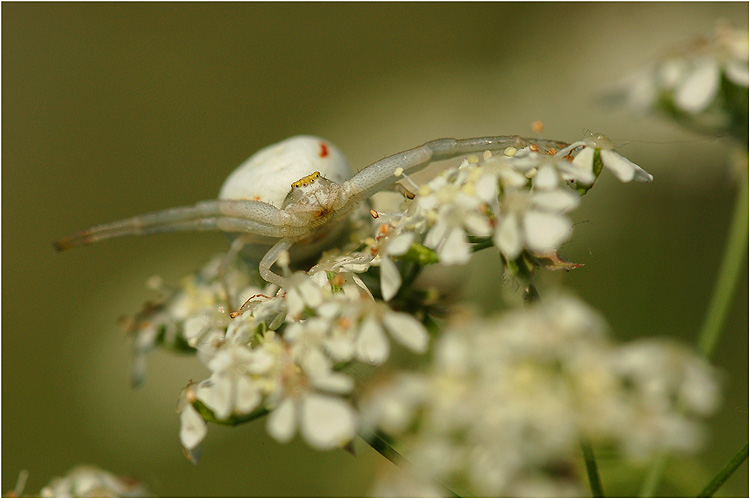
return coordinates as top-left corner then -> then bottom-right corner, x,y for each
362,296 -> 721,497
620,23 -> 748,139
122,132 -> 653,463
22,465 -> 151,498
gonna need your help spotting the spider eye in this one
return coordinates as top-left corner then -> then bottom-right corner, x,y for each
282,172 -> 337,209
291,171 -> 321,189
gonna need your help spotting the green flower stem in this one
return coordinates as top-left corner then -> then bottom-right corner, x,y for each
470,237 -> 494,252
359,430 -> 405,467
641,159 -> 748,497
581,439 -> 605,497
697,172 -> 749,358
359,430 -> 460,498
696,441 -> 749,497
639,451 -> 669,497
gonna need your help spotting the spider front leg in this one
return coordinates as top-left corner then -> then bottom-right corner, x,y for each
342,136 -> 571,202
53,199 -> 302,250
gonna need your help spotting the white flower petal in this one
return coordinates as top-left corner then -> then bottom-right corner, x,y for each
500,167 -> 528,188
475,173 -> 499,202
675,58 -> 720,113
383,312 -> 429,353
312,371 -> 355,394
197,377 -> 233,420
725,59 -> 749,87
661,58 -> 687,86
235,377 -> 262,414
600,150 -> 653,183
299,279 -> 323,308
534,164 -> 559,190
557,159 -> 596,185
301,348 -> 332,376
356,319 -> 390,364
266,397 -> 297,443
464,212 -> 492,237
351,273 -> 374,300
324,336 -> 355,362
247,348 -> 276,374
439,227 -> 471,265
494,215 -> 522,259
380,256 -> 402,302
522,211 -> 571,252
300,394 -> 357,450
184,316 -> 207,347
387,232 -> 415,256
572,147 -> 595,175
531,189 -> 579,212
180,404 -> 207,450
286,289 -> 305,317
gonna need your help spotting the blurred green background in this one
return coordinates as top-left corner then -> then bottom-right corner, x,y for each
3,3 -> 747,497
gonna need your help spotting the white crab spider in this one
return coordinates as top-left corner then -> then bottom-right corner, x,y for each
55,135 -> 570,287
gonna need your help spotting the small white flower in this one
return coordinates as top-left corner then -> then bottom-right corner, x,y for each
285,271 -> 324,318
566,133 -> 653,183
258,331 -> 358,450
180,403 -> 208,454
674,57 -> 721,113
618,23 -> 748,125
379,231 -> 415,301
509,148 -> 596,186
196,342 -> 266,420
493,186 -> 579,259
267,392 -> 357,450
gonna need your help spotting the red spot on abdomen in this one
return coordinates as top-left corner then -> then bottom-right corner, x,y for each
319,142 -> 329,158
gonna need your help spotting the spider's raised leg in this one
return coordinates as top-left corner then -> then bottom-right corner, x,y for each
342,136 -> 571,202
259,238 -> 294,288
53,199 -> 298,251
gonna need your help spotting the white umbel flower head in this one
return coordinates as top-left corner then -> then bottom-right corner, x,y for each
39,465 -> 150,498
363,295 -> 721,497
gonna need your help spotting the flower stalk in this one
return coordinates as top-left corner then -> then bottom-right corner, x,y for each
697,169 -> 749,358
696,441 -> 749,497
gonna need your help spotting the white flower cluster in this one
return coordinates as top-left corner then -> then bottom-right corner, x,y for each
124,254 -> 258,387
38,465 -> 150,498
362,136 -> 650,298
123,133 -> 652,463
622,23 -> 748,123
362,296 -> 721,497
137,251 -> 429,461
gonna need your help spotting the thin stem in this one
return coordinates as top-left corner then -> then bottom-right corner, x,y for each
697,173 -> 749,358
641,157 -> 748,496
696,441 -> 749,497
639,452 -> 669,497
581,439 -> 605,497
360,430 -> 405,467
358,430 -> 460,498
